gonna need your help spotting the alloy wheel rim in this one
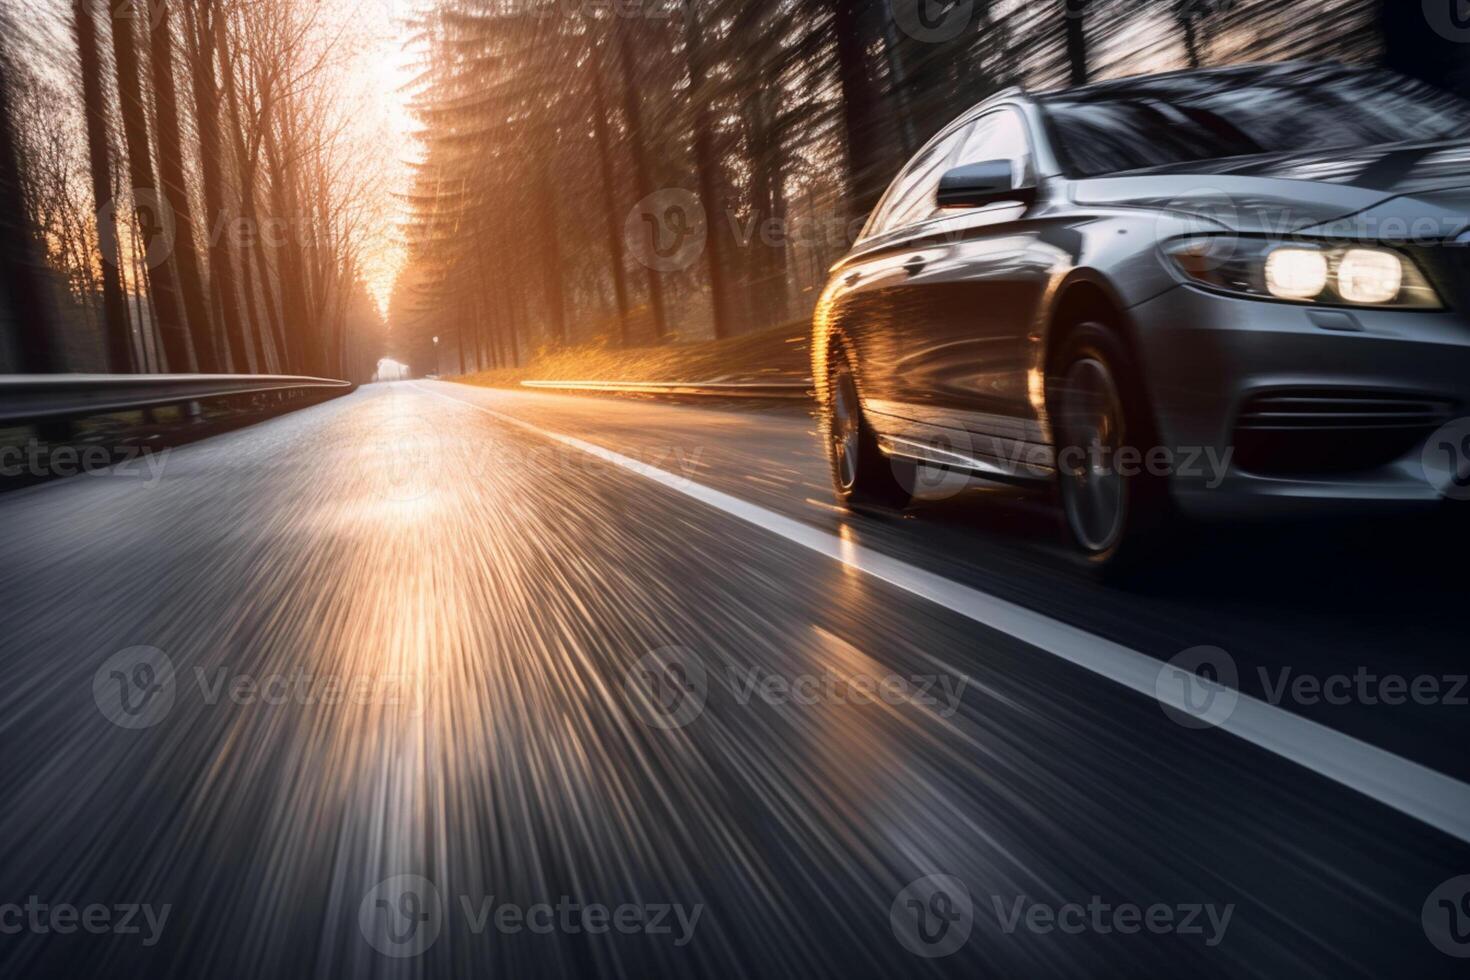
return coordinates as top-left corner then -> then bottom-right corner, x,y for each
1058,357 -> 1126,554
831,364 -> 861,491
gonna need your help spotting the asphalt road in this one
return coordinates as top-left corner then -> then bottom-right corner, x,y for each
1,380 -> 1466,978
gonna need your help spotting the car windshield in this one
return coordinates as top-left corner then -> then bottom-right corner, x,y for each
1041,66 -> 1470,177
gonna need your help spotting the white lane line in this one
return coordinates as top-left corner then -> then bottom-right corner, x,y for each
416,382 -> 1470,845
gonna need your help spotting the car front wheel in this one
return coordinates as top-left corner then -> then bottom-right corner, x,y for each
827,352 -> 913,511
1048,322 -> 1170,572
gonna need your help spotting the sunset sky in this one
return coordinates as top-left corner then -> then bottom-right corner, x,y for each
334,0 -> 421,315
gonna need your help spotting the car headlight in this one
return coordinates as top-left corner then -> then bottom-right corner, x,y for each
1164,237 -> 1442,309
1336,248 -> 1403,304
1264,248 -> 1329,300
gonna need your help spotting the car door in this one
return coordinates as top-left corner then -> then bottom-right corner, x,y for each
891,108 -> 1055,470
831,125 -> 972,421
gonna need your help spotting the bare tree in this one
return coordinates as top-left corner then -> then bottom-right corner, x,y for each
74,0 -> 133,371
0,46 -> 58,372
109,2 -> 192,371
148,0 -> 218,370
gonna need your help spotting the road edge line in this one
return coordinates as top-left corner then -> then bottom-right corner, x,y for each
416,381 -> 1470,846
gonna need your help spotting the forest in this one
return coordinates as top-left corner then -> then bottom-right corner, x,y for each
0,1 -> 1461,380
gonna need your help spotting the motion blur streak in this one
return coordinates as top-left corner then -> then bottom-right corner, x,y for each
419,382 -> 1470,848
0,382 -> 1463,977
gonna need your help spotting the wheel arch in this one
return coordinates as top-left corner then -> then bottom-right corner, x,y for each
1037,270 -> 1156,445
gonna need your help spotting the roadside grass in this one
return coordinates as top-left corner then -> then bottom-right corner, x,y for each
452,321 -> 811,390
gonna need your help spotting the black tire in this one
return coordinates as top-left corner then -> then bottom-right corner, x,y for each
827,350 -> 914,511
1047,321 -> 1173,574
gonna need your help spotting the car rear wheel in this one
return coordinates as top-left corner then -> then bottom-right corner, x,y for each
1049,322 -> 1170,572
828,352 -> 913,511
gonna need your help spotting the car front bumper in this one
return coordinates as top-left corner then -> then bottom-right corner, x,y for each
1128,284 -> 1470,518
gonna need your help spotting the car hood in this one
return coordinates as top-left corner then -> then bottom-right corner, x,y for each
1071,139 -> 1470,239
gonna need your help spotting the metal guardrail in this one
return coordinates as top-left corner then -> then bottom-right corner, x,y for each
0,373 -> 355,424
520,379 -> 810,400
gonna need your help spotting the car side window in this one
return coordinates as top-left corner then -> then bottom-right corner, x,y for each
866,126 -> 969,237
863,107 -> 1035,239
954,108 -> 1034,189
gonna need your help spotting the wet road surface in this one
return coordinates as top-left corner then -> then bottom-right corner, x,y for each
1,380 -> 1466,977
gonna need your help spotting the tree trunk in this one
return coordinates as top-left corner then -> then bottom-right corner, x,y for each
239,241 -> 270,371
110,3 -> 191,371
1063,0 -> 1090,87
455,293 -> 466,374
148,0 -> 217,371
877,0 -> 917,155
185,0 -> 251,371
614,19 -> 668,342
744,83 -> 786,330
1179,10 -> 1200,68
532,156 -> 567,345
219,13 -> 284,371
589,44 -> 631,347
0,55 -> 58,371
73,0 -> 133,371
262,107 -> 314,373
832,0 -> 888,224
681,0 -> 736,340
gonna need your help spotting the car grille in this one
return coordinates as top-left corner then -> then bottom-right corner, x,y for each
1234,388 -> 1455,475
1236,390 -> 1454,430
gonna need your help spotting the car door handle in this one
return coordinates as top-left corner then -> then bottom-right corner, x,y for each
903,255 -> 927,276
844,272 -> 862,286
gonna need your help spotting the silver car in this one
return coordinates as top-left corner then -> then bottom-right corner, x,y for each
813,62 -> 1470,571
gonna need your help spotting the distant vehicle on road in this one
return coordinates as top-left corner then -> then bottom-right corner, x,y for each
815,62 -> 1470,570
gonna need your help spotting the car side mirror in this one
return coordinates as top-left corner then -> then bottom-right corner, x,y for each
936,160 -> 1034,209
